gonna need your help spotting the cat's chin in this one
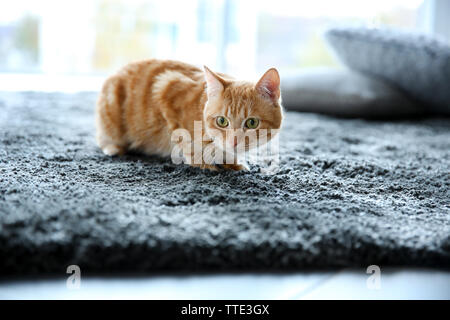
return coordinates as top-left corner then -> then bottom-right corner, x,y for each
213,145 -> 249,156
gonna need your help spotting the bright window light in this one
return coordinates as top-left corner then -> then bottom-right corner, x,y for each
0,0 -> 434,91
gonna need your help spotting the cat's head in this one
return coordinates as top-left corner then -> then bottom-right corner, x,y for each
203,66 -> 283,154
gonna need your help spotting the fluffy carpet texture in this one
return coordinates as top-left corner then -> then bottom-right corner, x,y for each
0,92 -> 449,275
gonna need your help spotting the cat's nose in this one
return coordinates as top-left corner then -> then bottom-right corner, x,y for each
233,137 -> 238,147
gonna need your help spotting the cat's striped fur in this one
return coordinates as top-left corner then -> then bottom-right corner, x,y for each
95,59 -> 283,170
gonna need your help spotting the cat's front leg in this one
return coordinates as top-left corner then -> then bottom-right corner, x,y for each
190,163 -> 220,171
219,150 -> 249,171
201,142 -> 249,171
178,140 -> 220,171
221,163 -> 249,171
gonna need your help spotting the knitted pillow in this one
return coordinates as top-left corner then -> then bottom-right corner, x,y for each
281,68 -> 423,118
325,27 -> 450,114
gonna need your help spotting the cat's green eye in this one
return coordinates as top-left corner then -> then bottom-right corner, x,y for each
216,116 -> 229,128
245,118 -> 259,129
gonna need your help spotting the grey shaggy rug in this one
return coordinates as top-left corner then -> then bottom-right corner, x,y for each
0,92 -> 449,275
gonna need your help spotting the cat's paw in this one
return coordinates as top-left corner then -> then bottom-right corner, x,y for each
221,164 -> 249,171
191,163 -> 220,171
102,145 -> 124,156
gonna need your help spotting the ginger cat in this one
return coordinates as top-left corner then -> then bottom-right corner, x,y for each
95,59 -> 283,171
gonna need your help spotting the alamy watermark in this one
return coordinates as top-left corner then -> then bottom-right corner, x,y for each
170,121 -> 280,173
66,265 -> 81,290
366,265 -> 381,290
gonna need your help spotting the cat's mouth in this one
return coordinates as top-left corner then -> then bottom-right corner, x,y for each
223,143 -> 252,154
234,144 -> 252,152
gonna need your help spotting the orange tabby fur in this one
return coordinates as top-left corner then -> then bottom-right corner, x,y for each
95,59 -> 283,170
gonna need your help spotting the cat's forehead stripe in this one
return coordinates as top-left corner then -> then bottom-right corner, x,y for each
225,95 -> 254,119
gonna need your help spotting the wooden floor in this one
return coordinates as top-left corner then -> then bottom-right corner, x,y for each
1,268 -> 449,300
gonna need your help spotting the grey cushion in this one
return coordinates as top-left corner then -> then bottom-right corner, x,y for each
281,68 -> 423,118
325,27 -> 450,114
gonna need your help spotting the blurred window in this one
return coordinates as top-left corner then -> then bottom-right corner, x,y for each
0,0 -> 438,81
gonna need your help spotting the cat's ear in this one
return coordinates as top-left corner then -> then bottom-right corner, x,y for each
255,68 -> 280,102
203,66 -> 226,98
